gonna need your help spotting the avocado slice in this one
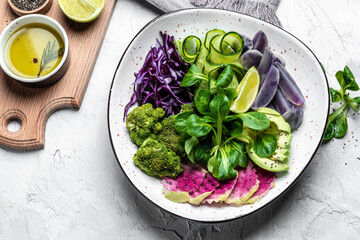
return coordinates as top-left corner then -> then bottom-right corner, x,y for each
236,108 -> 292,171
259,108 -> 292,162
246,145 -> 290,172
255,107 -> 280,116
271,149 -> 289,161
278,131 -> 292,148
247,108 -> 292,171
270,130 -> 292,162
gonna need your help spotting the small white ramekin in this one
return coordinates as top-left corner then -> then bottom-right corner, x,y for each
0,14 -> 69,87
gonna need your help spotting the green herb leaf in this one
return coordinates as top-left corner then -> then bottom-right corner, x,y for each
185,137 -> 199,163
352,96 -> 360,104
238,112 -> 270,131
194,139 -> 212,164
209,95 -> 230,121
37,40 -> 64,78
209,77 -> 217,95
351,97 -> 360,112
177,132 -> 191,150
207,150 -> 220,177
223,115 -> 240,122
180,64 -> 208,87
224,88 -> 237,102
196,78 -> 210,92
229,140 -> 248,167
202,116 -> 216,124
230,121 -> 243,137
335,66 -> 359,92
174,112 -> 193,134
186,114 -> 213,137
222,124 -> 230,137
343,66 -> 359,91
334,107 -> 348,139
254,133 -> 277,158
329,88 -> 342,103
216,65 -> 233,88
194,89 -> 211,115
216,144 -> 239,180
323,122 -> 335,141
324,103 -> 347,142
335,71 -> 346,91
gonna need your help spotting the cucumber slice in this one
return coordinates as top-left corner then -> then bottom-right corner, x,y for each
221,32 -> 244,53
181,35 -> 202,63
174,40 -> 186,62
208,32 -> 244,64
194,45 -> 209,72
204,29 -> 225,49
221,40 -> 235,54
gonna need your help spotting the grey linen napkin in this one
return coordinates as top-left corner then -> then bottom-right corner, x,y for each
144,0 -> 282,27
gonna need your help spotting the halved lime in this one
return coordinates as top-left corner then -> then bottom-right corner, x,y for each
230,66 -> 260,113
58,0 -> 105,23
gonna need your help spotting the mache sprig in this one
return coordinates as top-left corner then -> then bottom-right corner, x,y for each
324,66 -> 360,141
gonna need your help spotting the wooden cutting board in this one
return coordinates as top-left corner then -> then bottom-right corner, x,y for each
0,0 -> 115,150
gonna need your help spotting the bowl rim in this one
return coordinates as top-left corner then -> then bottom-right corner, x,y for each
107,8 -> 330,223
0,14 -> 69,84
7,0 -> 53,16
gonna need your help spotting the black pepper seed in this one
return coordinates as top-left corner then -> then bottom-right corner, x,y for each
11,0 -> 46,11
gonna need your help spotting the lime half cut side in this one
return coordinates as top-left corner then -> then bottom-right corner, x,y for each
230,66 -> 260,113
58,0 -> 106,23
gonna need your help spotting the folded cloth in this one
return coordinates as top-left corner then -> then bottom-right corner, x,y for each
144,0 -> 282,27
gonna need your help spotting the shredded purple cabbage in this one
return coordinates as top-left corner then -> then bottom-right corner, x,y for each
123,32 -> 193,120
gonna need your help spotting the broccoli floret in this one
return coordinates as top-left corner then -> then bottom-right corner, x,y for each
180,103 -> 195,113
126,103 -> 165,146
157,115 -> 186,158
134,138 -> 183,179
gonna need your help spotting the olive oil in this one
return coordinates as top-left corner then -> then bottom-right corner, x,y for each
4,23 -> 64,79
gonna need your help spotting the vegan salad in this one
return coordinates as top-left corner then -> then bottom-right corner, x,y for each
124,29 -> 305,206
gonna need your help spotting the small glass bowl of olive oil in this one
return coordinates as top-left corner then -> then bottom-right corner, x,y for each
0,14 -> 69,87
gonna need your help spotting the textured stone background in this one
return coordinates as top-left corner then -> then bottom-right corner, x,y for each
0,0 -> 360,239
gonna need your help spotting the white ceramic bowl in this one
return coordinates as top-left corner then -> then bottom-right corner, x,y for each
0,14 -> 69,87
108,9 -> 330,222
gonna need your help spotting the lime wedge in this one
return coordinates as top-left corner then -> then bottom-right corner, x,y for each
58,0 -> 105,23
230,67 -> 260,113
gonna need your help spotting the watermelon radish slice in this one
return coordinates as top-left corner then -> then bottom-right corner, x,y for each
161,164 -> 206,203
226,163 -> 259,205
202,173 -> 239,204
189,172 -> 220,204
247,168 -> 275,204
